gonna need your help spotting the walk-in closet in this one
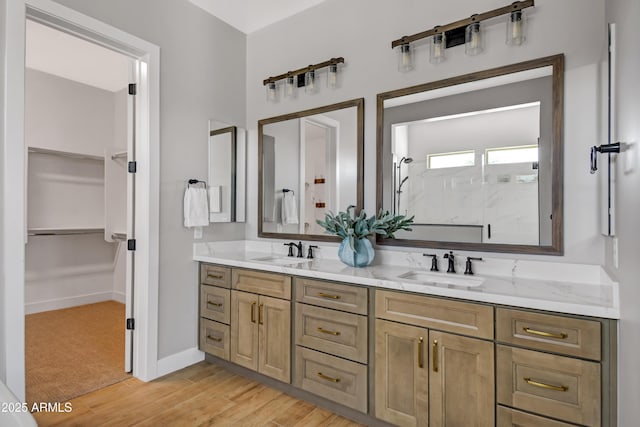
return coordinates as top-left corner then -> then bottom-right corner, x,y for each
24,19 -> 133,405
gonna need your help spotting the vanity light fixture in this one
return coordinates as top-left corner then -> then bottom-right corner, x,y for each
391,1 -> 533,65
263,57 -> 344,100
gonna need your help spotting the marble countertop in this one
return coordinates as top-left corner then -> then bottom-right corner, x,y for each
194,241 -> 620,319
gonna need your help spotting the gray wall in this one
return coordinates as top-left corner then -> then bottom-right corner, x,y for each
52,0 -> 247,359
246,0 -> 606,265
605,0 -> 640,424
0,0 -> 6,385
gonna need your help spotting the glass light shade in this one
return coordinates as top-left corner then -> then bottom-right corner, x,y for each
465,22 -> 483,56
284,75 -> 296,98
506,10 -> 526,45
266,81 -> 278,102
327,64 -> 339,89
397,43 -> 413,72
305,70 -> 317,94
430,32 -> 446,64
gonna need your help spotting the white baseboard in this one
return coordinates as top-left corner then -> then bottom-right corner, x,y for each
156,347 -> 205,378
25,291 -> 115,314
111,291 -> 126,304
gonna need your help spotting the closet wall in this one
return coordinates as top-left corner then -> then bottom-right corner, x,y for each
25,68 -> 126,314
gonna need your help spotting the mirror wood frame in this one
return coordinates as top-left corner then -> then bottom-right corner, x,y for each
258,98 -> 365,242
376,54 -> 564,255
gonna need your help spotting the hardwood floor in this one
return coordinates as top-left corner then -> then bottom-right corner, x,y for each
33,361 -> 365,426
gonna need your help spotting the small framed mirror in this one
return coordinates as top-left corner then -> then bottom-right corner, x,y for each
376,55 -> 564,254
258,98 -> 364,241
208,120 -> 246,223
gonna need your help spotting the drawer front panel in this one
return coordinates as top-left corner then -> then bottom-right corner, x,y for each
199,318 -> 230,360
295,303 -> 367,363
232,269 -> 291,300
376,290 -> 494,339
497,406 -> 576,427
295,278 -> 368,314
497,345 -> 601,426
200,285 -> 230,324
200,264 -> 231,288
294,346 -> 367,413
496,308 -> 601,360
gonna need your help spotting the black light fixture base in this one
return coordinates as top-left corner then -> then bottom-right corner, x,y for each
445,27 -> 466,49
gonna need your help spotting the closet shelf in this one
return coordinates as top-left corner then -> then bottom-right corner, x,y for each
28,147 -> 104,161
28,227 -> 104,236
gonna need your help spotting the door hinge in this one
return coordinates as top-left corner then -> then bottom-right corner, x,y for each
128,161 -> 137,173
126,318 -> 135,330
128,83 -> 137,95
127,239 -> 136,251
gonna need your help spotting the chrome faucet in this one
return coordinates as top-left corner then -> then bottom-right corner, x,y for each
443,251 -> 456,273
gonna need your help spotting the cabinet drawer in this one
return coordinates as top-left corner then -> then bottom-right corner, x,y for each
497,308 -> 601,360
497,345 -> 601,426
200,285 -> 230,324
232,269 -> 291,300
200,264 -> 231,288
295,303 -> 367,363
497,406 -> 576,427
294,346 -> 367,413
295,278 -> 368,314
376,290 -> 493,339
199,318 -> 230,360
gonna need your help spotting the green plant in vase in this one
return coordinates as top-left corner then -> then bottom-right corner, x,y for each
316,205 -> 414,267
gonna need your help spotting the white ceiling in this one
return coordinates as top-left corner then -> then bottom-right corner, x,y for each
189,0 -> 328,34
26,20 -> 130,93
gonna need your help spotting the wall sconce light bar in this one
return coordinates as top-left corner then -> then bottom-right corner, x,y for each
390,0 -> 534,49
263,57 -> 345,86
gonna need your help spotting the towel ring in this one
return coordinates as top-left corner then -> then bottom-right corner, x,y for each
188,179 -> 207,188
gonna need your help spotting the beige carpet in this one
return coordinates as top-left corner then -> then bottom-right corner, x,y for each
26,301 -> 131,405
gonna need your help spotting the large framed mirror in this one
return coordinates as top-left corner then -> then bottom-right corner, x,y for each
259,98 -> 364,241
377,55 -> 564,254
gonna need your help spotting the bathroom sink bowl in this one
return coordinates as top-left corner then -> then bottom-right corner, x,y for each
397,270 -> 485,288
251,256 -> 311,266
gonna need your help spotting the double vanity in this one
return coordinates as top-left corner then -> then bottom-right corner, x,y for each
193,241 -> 618,427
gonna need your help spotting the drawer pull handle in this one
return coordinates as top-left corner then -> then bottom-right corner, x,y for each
207,301 -> 223,308
432,339 -> 438,372
524,377 -> 568,392
207,273 -> 224,279
317,327 -> 341,336
418,337 -> 424,369
206,335 -> 222,342
317,292 -> 341,300
523,327 -> 568,340
317,372 -> 340,383
251,302 -> 257,323
259,304 -> 264,325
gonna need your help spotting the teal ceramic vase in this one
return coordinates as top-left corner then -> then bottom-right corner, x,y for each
338,237 -> 375,267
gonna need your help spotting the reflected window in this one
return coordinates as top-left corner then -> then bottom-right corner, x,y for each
486,145 -> 538,165
427,150 -> 475,169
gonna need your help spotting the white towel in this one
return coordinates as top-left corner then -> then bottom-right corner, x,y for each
184,187 -> 209,227
281,191 -> 299,225
209,186 -> 222,213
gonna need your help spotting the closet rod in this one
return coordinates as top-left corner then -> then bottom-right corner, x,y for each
28,147 -> 104,161
28,227 -> 104,236
111,151 -> 127,160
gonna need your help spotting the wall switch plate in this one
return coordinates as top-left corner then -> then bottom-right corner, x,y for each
613,237 -> 619,269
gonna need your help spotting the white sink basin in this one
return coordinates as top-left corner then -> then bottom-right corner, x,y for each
251,256 -> 311,266
397,270 -> 485,288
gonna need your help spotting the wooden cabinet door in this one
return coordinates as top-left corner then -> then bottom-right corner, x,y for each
429,330 -> 495,427
258,295 -> 291,383
230,290 -> 259,371
375,319 -> 428,427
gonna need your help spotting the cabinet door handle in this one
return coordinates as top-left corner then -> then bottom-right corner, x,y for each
207,273 -> 224,279
522,327 -> 568,339
317,327 -> 341,336
524,377 -> 568,392
317,292 -> 341,300
259,304 -> 264,325
251,302 -> 257,323
418,337 -> 424,368
207,301 -> 223,308
432,339 -> 438,372
206,335 -> 222,342
317,372 -> 340,383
